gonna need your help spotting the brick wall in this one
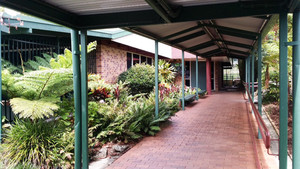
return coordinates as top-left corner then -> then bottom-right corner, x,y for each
96,43 -> 127,84
96,40 -> 167,84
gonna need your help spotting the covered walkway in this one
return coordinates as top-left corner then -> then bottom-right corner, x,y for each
108,92 -> 277,169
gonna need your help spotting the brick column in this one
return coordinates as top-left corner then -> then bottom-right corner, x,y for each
206,58 -> 212,95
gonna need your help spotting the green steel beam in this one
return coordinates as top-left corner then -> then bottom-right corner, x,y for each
170,31 -> 206,44
159,25 -> 202,42
293,10 -> 300,169
0,1 -> 291,30
257,34 -> 262,139
1,25 -> 9,33
181,50 -> 185,110
228,54 -> 247,59
215,39 -> 253,49
0,26 -> 2,142
0,0 -> 77,28
185,41 -> 215,52
202,49 -> 222,57
218,29 -> 257,40
10,28 -> 32,34
145,0 -> 172,23
279,12 -> 288,169
71,29 -> 82,169
155,41 -> 159,118
77,2 -> 287,29
225,48 -> 249,56
196,55 -> 199,100
80,29 -> 88,169
199,23 -> 259,36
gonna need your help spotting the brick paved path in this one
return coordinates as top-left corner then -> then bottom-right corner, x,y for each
107,92 -> 276,169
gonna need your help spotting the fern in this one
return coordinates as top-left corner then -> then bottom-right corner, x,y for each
10,98 -> 59,120
9,68 -> 73,120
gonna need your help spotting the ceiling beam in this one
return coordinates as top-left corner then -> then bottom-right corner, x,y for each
225,48 -> 250,55
227,53 -> 247,59
145,0 -> 172,23
218,29 -> 257,40
201,49 -> 223,57
185,40 -> 215,52
0,1 -> 291,29
0,0 -> 77,28
215,39 -> 253,49
199,23 -> 259,36
159,25 -> 202,42
169,30 -> 205,44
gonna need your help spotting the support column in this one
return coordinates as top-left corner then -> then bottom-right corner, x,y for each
0,27 -> 2,142
279,12 -> 288,169
248,56 -> 251,94
245,57 -> 248,96
80,30 -> 88,169
71,29 -> 82,169
181,50 -> 185,110
251,53 -> 255,114
258,35 -> 262,139
155,41 -> 159,118
196,55 -> 199,100
206,58 -> 212,95
293,10 -> 300,169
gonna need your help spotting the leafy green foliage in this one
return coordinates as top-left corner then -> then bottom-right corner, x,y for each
10,98 -> 59,120
0,120 -> 65,168
9,68 -> 73,120
158,60 -> 176,83
121,63 -> 159,95
24,53 -> 55,71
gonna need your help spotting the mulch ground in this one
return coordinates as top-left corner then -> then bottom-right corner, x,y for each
264,102 -> 293,157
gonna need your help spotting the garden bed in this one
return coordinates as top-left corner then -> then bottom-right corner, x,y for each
264,102 -> 293,157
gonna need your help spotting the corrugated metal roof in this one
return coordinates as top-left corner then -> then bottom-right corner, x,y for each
44,0 -> 151,15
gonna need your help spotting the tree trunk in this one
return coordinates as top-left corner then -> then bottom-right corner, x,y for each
265,63 -> 270,89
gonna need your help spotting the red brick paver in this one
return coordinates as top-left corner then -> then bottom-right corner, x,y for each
107,92 -> 276,169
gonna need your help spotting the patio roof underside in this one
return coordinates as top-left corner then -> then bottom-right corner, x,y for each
1,0 -> 299,60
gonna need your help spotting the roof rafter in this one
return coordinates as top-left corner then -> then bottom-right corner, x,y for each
159,25 -> 202,42
169,30 -> 205,44
215,39 -> 253,49
218,29 -> 257,40
185,40 -> 215,52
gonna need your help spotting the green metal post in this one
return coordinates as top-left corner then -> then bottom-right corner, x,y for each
80,30 -> 88,169
251,53 -> 254,104
196,55 -> 199,100
279,12 -> 288,169
71,29 -> 82,169
248,56 -> 251,93
155,40 -> 159,118
0,27 -> 2,142
245,57 -> 248,96
258,34 -> 262,139
293,10 -> 300,169
181,50 -> 185,110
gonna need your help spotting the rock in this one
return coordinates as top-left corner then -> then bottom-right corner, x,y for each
94,147 -> 108,159
112,145 -> 129,153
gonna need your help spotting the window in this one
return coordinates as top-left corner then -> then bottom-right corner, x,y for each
147,57 -> 152,65
126,52 -> 153,69
127,53 -> 132,69
141,56 -> 147,63
133,54 -> 140,65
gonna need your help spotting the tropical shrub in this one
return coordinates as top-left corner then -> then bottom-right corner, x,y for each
122,63 -> 158,95
88,74 -> 112,101
158,60 -> 176,83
